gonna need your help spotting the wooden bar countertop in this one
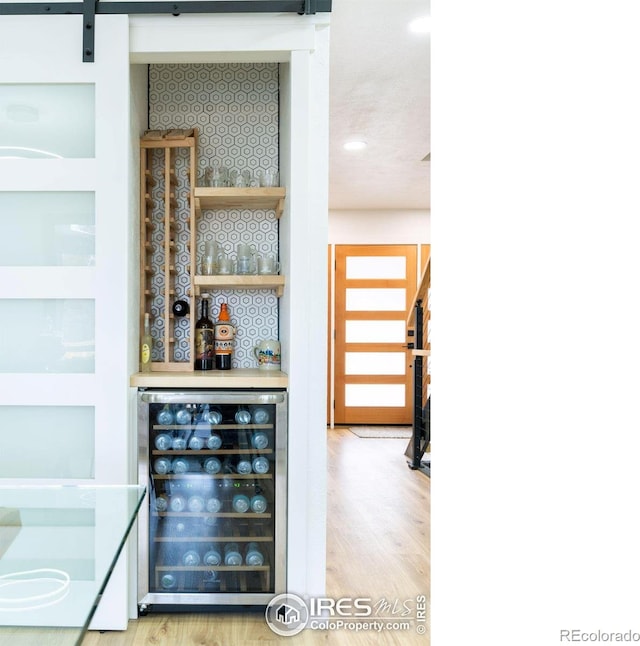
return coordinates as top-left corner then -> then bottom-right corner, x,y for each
130,369 -> 288,389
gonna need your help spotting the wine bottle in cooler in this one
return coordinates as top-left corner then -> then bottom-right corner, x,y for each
224,542 -> 243,565
194,296 -> 215,371
164,518 -> 191,538
160,573 -> 178,590
182,549 -> 201,566
188,433 -> 204,451
234,407 -> 251,425
153,457 -> 172,475
169,494 -> 187,512
203,546 -> 222,566
252,456 -> 270,474
206,432 -> 222,450
214,302 -> 235,370
154,493 -> 169,512
171,457 -> 191,475
252,407 -> 270,425
203,457 -> 222,475
175,405 -> 192,426
187,495 -> 205,513
250,494 -> 268,513
245,542 -> 265,566
171,433 -> 188,451
156,405 -> 174,426
205,496 -> 223,513
154,432 -> 172,451
232,494 -> 250,513
251,431 -> 269,449
236,459 -> 252,475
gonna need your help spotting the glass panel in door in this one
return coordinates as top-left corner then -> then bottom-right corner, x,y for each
0,15 -> 130,492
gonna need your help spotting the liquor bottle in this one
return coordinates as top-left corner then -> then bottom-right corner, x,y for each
250,494 -> 268,513
214,302 -> 235,370
194,296 -> 214,371
140,313 -> 152,372
245,542 -> 264,566
224,542 -> 243,565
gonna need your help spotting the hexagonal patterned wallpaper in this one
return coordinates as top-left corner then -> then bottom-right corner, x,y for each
148,63 -> 279,368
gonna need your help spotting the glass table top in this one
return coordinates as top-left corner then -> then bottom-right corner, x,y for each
0,484 -> 145,646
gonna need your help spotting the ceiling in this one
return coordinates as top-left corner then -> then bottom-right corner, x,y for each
327,0 -> 430,211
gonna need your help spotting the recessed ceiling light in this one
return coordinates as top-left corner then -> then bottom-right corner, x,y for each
343,141 -> 367,151
409,16 -> 430,34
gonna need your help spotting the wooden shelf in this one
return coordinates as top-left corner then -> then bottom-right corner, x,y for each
130,368 -> 288,388
193,187 -> 285,219
194,274 -> 285,297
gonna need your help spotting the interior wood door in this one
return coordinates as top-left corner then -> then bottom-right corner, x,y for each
333,245 -> 417,425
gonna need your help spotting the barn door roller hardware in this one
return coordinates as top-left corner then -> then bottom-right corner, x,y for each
0,0 -> 332,62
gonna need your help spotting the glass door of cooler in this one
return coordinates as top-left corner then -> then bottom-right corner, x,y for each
137,390 -> 286,609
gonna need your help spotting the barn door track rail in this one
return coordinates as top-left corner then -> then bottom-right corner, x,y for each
0,0 -> 331,62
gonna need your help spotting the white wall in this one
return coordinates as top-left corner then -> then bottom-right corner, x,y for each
329,209 -> 430,244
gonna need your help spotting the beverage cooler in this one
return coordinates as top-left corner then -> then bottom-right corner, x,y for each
136,390 -> 287,612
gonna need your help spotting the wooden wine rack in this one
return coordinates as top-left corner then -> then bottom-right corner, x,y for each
138,128 -> 288,376
140,129 -> 197,372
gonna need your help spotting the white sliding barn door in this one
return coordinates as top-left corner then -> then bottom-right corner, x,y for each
0,15 -> 133,629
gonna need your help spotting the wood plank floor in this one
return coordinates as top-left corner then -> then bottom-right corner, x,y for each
82,427 -> 430,645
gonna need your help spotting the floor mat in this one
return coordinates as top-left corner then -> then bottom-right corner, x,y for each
348,426 -> 413,439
